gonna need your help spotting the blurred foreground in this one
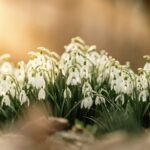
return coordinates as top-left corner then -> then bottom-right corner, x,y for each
0,106 -> 150,150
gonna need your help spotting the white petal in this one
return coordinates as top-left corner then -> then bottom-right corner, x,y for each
1,95 -> 11,107
38,88 -> 46,100
19,90 -> 30,106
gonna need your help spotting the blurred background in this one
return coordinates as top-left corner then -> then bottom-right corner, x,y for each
0,0 -> 150,69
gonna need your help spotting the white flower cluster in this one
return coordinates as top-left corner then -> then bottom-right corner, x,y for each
59,37 -> 94,84
59,37 -> 101,109
136,56 -> 150,102
60,37 -> 150,109
0,37 -> 149,112
0,47 -> 59,108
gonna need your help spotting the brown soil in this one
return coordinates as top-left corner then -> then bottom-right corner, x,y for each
0,116 -> 150,150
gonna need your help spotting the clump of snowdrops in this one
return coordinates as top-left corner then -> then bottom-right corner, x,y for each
0,37 -> 150,132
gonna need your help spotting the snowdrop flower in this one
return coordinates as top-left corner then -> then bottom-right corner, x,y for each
67,68 -> 81,85
96,55 -> 112,82
59,64 -> 68,76
95,96 -> 101,105
36,54 -> 46,65
0,75 -> 16,98
63,87 -> 72,99
35,74 -> 45,89
27,49 -> 58,85
28,73 -> 45,89
65,37 -> 86,53
122,81 -> 133,95
0,79 -> 10,95
81,96 -> 93,109
75,51 -> 85,66
59,53 -> 71,76
72,36 -> 85,46
144,62 -> 150,72
26,60 -> 37,71
9,84 -> 16,98
119,75 -> 133,95
110,66 -> 120,78
38,88 -> 46,100
64,43 -> 78,53
80,67 -> 91,80
62,37 -> 95,85
87,49 -> 99,66
1,95 -> 11,107
0,62 -> 13,74
95,96 -> 105,105
15,68 -> 25,84
87,45 -> 96,52
139,90 -> 149,102
136,74 -> 148,91
19,90 -> 30,106
27,73 -> 35,86
15,61 -> 26,83
98,51 -> 110,71
80,61 -> 91,80
96,73 -> 104,85
46,59 -> 53,70
37,47 -> 50,54
82,81 -> 92,96
60,52 -> 70,63
109,65 -> 134,95
143,55 -> 150,67
110,75 -> 122,94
